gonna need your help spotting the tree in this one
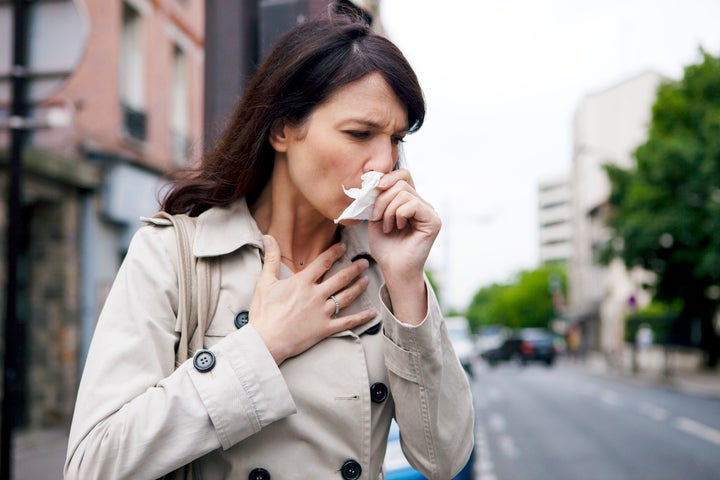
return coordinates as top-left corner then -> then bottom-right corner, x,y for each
465,264 -> 566,333
603,49 -> 720,367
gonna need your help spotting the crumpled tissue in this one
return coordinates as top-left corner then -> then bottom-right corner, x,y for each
334,171 -> 384,224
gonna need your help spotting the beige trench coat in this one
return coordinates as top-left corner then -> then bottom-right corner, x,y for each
65,200 -> 474,480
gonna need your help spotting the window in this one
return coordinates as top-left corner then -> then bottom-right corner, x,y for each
171,44 -> 190,164
120,2 -> 146,142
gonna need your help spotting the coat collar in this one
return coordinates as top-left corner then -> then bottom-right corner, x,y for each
192,199 -> 372,261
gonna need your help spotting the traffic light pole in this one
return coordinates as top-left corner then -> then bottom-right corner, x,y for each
1,0 -> 29,478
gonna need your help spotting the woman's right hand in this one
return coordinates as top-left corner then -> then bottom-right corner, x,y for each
249,234 -> 377,364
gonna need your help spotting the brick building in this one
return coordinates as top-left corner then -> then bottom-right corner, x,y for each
0,0 -> 205,429
0,0 -> 380,432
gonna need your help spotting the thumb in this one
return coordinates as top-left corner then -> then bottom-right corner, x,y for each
260,234 -> 281,283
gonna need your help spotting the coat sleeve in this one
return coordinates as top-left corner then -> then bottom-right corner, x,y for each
380,281 -> 474,480
64,226 -> 296,480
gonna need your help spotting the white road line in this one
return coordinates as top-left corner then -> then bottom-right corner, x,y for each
637,402 -> 668,422
487,386 -> 502,403
474,422 -> 498,480
600,389 -> 621,406
498,433 -> 519,458
675,417 -> 720,446
488,413 -> 507,432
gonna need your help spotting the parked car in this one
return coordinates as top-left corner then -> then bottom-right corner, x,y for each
445,316 -> 475,376
384,420 -> 474,480
481,328 -> 557,367
474,324 -> 509,355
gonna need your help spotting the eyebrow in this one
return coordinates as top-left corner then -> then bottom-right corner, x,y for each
345,119 -> 409,133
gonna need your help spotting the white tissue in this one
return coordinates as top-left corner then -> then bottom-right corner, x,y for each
334,171 -> 384,224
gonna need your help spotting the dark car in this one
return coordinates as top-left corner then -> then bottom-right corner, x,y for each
482,328 -> 557,367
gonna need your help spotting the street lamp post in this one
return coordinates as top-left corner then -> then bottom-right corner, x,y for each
1,1 -> 28,477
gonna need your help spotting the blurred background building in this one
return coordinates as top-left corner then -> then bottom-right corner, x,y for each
565,71 -> 664,357
0,0 -> 378,431
538,175 -> 572,266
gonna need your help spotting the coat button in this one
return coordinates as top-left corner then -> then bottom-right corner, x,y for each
234,310 -> 249,329
340,459 -> 361,480
193,349 -> 216,372
361,322 -> 381,336
370,382 -> 388,403
248,467 -> 270,480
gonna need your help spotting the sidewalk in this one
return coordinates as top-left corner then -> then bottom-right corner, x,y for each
12,426 -> 68,480
569,350 -> 720,400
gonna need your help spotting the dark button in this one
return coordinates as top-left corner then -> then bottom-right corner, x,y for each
193,349 -> 216,372
361,322 -> 381,336
370,382 -> 388,403
234,310 -> 250,329
340,459 -> 361,480
351,253 -> 374,263
248,468 -> 270,480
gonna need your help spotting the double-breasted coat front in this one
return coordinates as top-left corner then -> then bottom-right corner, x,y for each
65,200 -> 474,480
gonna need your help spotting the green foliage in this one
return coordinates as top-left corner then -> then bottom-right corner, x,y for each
425,269 -> 440,305
604,50 -> 720,301
624,300 -> 682,345
465,264 -> 567,333
604,49 -> 720,363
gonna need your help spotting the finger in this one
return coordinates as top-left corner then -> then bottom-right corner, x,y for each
381,190 -> 416,233
377,169 -> 415,190
325,308 -> 378,336
260,234 -> 281,283
303,242 -> 346,282
372,180 -> 416,222
329,275 -> 370,313
319,257 -> 370,298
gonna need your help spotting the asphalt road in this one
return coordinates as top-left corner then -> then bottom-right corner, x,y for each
470,360 -> 720,480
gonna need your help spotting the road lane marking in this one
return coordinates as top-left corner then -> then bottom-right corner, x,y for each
487,386 -> 502,403
637,402 -> 668,421
600,389 -> 621,406
498,433 -> 519,458
675,417 -> 720,446
488,413 -> 506,432
475,422 -> 498,480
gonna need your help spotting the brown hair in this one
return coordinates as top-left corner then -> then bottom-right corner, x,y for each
162,13 -> 425,216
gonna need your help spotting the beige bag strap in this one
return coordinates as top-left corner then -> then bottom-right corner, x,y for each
151,211 -> 221,480
152,212 -> 220,366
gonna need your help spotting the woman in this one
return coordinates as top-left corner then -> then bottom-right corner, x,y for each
65,13 -> 473,480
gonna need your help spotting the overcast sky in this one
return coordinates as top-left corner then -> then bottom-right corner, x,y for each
378,0 -> 720,310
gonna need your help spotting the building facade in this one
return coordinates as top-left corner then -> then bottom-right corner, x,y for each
0,0 -> 205,429
538,175 -> 572,265
0,0 -> 380,431
569,71 -> 664,356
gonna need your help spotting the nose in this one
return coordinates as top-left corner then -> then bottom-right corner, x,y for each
365,137 -> 398,174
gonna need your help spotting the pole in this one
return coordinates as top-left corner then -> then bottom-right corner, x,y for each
1,0 -> 29,477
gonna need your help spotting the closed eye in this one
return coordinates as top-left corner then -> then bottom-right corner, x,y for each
391,135 -> 406,145
345,131 -> 371,140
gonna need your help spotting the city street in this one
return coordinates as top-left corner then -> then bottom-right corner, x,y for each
470,361 -> 720,480
11,358 -> 720,479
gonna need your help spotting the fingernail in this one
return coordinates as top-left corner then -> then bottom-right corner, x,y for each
371,208 -> 380,220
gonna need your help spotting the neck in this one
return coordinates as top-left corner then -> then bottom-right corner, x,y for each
250,161 -> 339,271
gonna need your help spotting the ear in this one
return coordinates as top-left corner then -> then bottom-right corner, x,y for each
269,118 -> 289,152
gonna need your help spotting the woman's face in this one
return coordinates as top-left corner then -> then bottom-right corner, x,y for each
271,72 -> 409,224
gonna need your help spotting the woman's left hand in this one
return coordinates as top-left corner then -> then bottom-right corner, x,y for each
368,169 -> 441,323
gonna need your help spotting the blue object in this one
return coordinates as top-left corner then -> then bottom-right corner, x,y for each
384,420 -> 473,480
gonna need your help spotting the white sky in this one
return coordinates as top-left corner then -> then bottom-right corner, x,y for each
379,0 -> 720,310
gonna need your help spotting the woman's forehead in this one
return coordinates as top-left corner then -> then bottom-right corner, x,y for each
313,73 -> 409,130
